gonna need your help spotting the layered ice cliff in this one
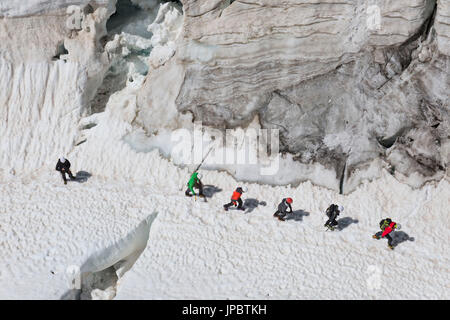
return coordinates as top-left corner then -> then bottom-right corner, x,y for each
168,0 -> 449,192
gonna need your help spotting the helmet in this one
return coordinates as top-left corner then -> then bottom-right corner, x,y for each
60,157 -> 66,163
286,198 -> 293,204
338,205 -> 344,212
242,186 -> 248,193
396,223 -> 401,230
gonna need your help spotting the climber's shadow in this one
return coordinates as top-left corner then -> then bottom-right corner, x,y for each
337,217 -> 359,231
243,198 -> 267,213
202,185 -> 222,198
74,171 -> 92,183
285,209 -> 310,222
391,231 -> 415,247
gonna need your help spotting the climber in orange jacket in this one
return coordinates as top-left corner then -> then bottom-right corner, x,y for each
223,187 -> 247,211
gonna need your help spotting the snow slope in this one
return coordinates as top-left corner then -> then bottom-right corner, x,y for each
0,153 -> 449,299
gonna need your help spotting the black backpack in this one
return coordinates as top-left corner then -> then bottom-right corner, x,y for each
380,218 -> 392,229
326,204 -> 337,218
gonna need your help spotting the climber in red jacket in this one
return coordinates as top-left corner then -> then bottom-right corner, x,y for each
373,218 -> 401,250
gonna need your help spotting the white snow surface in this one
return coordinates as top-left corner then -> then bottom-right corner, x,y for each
1,150 -> 449,299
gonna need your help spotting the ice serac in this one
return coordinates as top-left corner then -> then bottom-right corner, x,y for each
0,1 -> 117,174
64,212 -> 158,300
141,0 -> 448,192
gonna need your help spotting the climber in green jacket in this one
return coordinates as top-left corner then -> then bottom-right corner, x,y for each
185,172 -> 204,197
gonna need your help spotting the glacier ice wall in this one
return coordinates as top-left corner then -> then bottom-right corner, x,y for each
140,0 -> 450,192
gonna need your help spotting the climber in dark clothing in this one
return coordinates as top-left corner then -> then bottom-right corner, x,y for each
273,198 -> 293,221
324,204 -> 343,230
55,157 -> 75,184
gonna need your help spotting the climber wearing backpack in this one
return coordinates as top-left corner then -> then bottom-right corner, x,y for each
55,157 -> 76,185
185,172 -> 204,197
223,187 -> 247,211
373,218 -> 401,250
324,204 -> 343,230
273,198 -> 293,221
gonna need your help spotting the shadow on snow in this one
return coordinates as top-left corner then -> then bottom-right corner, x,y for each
73,171 -> 92,183
243,198 -> 267,213
285,209 -> 310,222
202,185 -> 222,198
336,217 -> 359,231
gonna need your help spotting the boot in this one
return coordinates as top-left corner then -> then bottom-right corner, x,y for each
388,244 -> 394,250
224,205 -> 228,211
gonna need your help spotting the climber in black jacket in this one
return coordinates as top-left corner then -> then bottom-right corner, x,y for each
55,157 -> 75,184
324,204 -> 343,231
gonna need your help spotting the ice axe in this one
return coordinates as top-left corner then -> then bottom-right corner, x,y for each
193,145 -> 214,173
